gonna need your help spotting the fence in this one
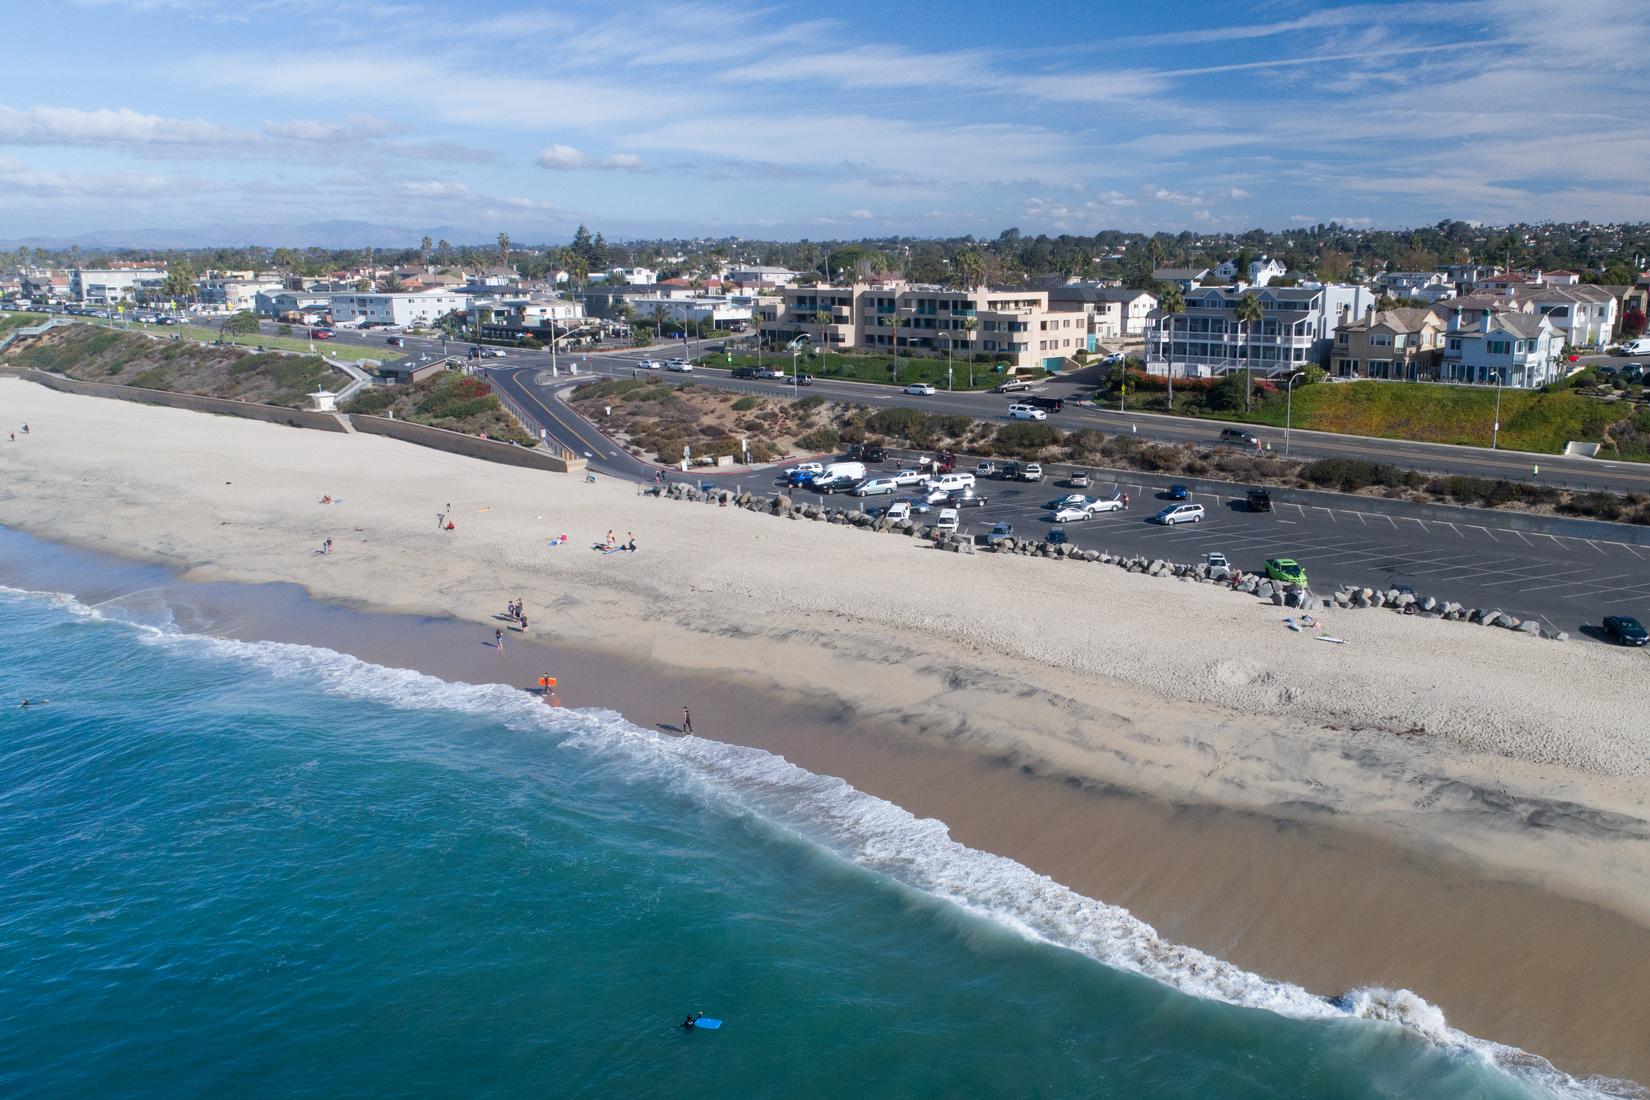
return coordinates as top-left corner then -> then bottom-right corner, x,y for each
14,369 -> 350,432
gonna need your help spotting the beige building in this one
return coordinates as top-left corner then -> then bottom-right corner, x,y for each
1331,307 -> 1446,381
759,282 -> 1093,372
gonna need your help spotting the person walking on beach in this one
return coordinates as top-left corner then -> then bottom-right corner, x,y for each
625,532 -> 636,552
681,707 -> 693,735
518,612 -> 528,632
495,629 -> 505,652
323,538 -> 333,555
605,529 -> 616,549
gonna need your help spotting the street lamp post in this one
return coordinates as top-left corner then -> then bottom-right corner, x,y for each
1284,371 -> 1305,455
1491,368 -> 1505,449
938,330 -> 953,390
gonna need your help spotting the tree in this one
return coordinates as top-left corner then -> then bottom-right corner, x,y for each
496,233 -> 511,269
1624,308 -> 1647,339
1316,249 -> 1352,282
355,277 -> 373,291
162,258 -> 196,303
437,239 -> 452,265
949,247 -> 986,289
1158,285 -> 1185,407
382,275 -> 406,293
220,311 -> 260,338
420,236 -> 433,265
1235,292 -> 1263,410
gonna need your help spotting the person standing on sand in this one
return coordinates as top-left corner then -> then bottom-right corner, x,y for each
495,629 -> 504,652
519,612 -> 528,632
682,707 -> 693,735
323,538 -> 333,555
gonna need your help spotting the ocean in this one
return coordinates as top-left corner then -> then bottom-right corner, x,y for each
0,579 -> 1634,1099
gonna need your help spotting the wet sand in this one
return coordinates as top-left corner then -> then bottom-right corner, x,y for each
4,527 -> 1647,1087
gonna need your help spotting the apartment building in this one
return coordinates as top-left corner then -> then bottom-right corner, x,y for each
328,290 -> 468,327
758,283 -> 1089,372
1520,283 -> 1618,349
1146,284 -> 1375,378
1046,286 -> 1158,339
1441,308 -> 1561,388
199,276 -> 284,312
1331,307 -> 1446,380
70,267 -> 167,305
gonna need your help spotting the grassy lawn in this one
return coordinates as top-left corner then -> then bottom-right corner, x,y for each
703,349 -> 1025,391
84,318 -> 402,362
0,311 -> 50,334
1111,377 -> 1627,456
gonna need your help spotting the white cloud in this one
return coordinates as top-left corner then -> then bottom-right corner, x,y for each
1228,188 -> 1252,199
534,143 -> 650,172
0,104 -> 253,147
0,155 -> 180,196
264,113 -> 397,142
399,180 -> 470,198
501,196 -> 560,210
847,209 -> 873,220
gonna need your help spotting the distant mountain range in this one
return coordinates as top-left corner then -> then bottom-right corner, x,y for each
0,221 -> 504,251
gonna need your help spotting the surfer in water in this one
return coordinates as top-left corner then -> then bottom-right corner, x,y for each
680,1012 -> 703,1030
19,698 -> 49,707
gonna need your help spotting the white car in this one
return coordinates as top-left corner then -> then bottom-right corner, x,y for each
933,508 -> 960,532
1007,404 -> 1047,421
1022,463 -> 1043,482
639,358 -> 662,370
1153,503 -> 1206,525
889,468 -> 927,487
904,383 -> 936,396
485,347 -> 508,358
666,358 -> 694,372
882,501 -> 913,522
1051,504 -> 1096,523
853,477 -> 899,496
1089,496 -> 1125,513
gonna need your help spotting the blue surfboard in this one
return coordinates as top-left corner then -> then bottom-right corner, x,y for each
694,1018 -> 722,1030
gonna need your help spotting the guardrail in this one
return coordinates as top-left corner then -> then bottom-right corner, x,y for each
490,380 -> 577,461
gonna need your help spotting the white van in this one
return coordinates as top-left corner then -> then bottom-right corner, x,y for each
923,471 -> 976,495
933,508 -> 960,532
813,461 -> 868,492
853,476 -> 899,496
1621,338 -> 1650,356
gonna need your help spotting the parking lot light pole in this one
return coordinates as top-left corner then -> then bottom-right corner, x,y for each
1491,368 -> 1505,449
938,330 -> 954,390
1284,371 -> 1305,455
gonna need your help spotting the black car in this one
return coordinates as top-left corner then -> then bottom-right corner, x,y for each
1024,395 -> 1065,412
861,445 -> 886,463
794,373 -> 814,386
1246,488 -> 1273,512
1000,462 -> 1020,480
1604,615 -> 1649,646
949,492 -> 989,508
731,366 -> 759,379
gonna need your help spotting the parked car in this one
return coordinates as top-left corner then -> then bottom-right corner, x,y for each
638,358 -> 662,370
993,379 -> 1033,393
1022,463 -> 1043,482
1166,484 -> 1190,501
933,508 -> 960,533
861,445 -> 887,463
665,358 -> 694,372
975,460 -> 998,478
1152,503 -> 1205,525
904,382 -> 936,395
853,477 -> 900,497
1007,404 -> 1047,421
882,501 -> 914,522
1264,558 -> 1309,587
984,521 -> 1015,545
1100,352 -> 1125,365
1051,504 -> 1095,523
1246,488 -> 1273,512
1048,494 -> 1092,511
1024,395 -> 1065,412
1206,552 -> 1229,570
1047,527 -> 1069,544
1000,462 -> 1021,480
1604,615 -> 1649,646
1067,470 -> 1091,488
1087,495 -> 1125,513
949,491 -> 989,508
893,497 -> 933,515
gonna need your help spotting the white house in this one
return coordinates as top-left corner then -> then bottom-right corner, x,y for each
1520,284 -> 1618,349
199,277 -> 284,312
328,290 -> 468,327
1247,256 -> 1287,286
256,290 -> 331,317
1046,286 -> 1159,340
1379,270 -> 1448,295
71,267 -> 167,304
609,266 -> 656,285
629,295 -> 752,329
1146,283 -> 1375,378
726,265 -> 799,287
467,295 -> 585,329
1441,308 -> 1561,387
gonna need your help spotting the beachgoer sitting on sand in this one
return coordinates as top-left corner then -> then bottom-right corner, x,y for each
319,495 -> 333,504
445,520 -> 456,531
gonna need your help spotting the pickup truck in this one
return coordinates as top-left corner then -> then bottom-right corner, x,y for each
758,367 -> 788,380
975,461 -> 998,478
889,468 -> 927,487
1021,463 -> 1044,482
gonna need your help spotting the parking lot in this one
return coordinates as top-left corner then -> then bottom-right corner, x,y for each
742,459 -> 1650,637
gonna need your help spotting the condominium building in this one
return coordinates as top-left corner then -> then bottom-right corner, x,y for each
1441,308 -> 1561,388
1331,307 -> 1446,381
70,267 -> 167,305
1145,284 -> 1376,378
328,290 -> 468,327
1046,286 -> 1158,339
759,282 -> 1091,372
1519,284 -> 1618,349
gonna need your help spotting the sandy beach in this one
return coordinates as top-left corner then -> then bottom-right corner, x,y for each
3,376 -> 1648,1086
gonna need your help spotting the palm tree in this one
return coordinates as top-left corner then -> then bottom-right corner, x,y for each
651,304 -> 667,342
496,232 -> 511,270
420,236 -> 433,266
1236,292 -> 1263,410
961,315 -> 978,386
950,247 -> 986,290
1159,285 -> 1185,408
437,239 -> 451,265
886,308 -> 901,382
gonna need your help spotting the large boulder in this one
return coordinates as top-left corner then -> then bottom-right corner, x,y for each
1255,580 -> 1276,600
1516,619 -> 1541,634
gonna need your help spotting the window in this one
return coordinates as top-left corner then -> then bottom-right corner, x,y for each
1338,331 -> 1349,344
1448,337 -> 1461,351
1370,333 -> 1393,346
1488,339 -> 1510,355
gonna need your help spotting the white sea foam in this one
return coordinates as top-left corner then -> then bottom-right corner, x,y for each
3,583 -> 1641,1100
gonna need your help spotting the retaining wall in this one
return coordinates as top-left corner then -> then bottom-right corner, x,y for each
15,369 -> 349,432
351,415 -> 586,473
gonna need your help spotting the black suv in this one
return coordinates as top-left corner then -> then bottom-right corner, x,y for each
844,443 -> 887,463
1604,615 -> 1649,646
731,366 -> 759,379
1246,488 -> 1273,512
1024,395 -> 1065,412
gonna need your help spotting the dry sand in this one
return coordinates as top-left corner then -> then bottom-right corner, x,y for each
3,377 -> 1649,1083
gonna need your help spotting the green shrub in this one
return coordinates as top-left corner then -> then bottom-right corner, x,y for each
796,427 -> 840,452
1301,458 -> 1421,492
344,388 -> 395,415
731,396 -> 758,412
792,395 -> 825,413
992,422 -> 1061,456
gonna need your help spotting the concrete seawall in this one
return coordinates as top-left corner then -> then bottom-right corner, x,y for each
351,415 -> 586,473
15,369 -> 349,432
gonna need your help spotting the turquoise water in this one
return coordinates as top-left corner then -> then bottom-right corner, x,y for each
0,584 -> 1628,1098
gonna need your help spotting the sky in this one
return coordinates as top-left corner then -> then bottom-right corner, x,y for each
3,0 -> 1649,245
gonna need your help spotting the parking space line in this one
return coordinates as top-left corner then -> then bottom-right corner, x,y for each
1495,527 -> 1526,544
1583,539 -> 1609,555
1519,571 -> 1639,594
1438,521 -> 1461,537
1620,543 -> 1647,560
